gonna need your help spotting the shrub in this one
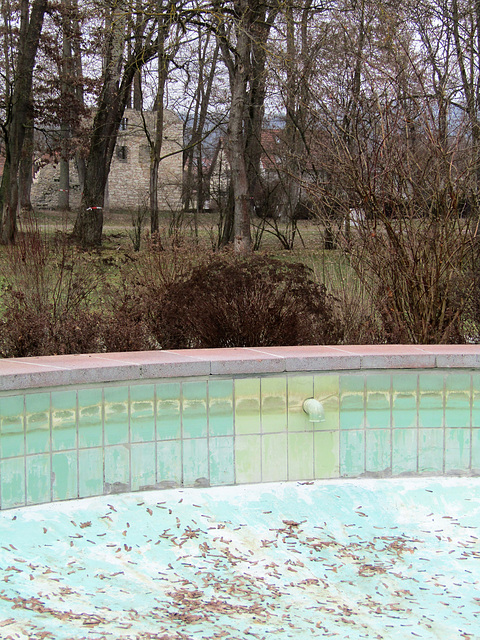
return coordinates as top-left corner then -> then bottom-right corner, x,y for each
153,253 -> 344,348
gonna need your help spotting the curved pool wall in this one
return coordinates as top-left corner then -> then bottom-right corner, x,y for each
1,345 -> 480,510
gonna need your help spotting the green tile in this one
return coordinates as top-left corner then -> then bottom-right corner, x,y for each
209,437 -> 234,486
287,375 -> 314,432
313,375 -> 339,431
0,395 -> 25,458
235,434 -> 261,483
339,384 -> 365,430
366,375 -> 391,429
445,390 -> 471,429
340,430 -> 365,477
78,389 -> 103,448
182,381 -> 207,438
131,442 -> 156,490
104,387 -> 129,446
235,378 -> 261,435
419,374 -> 444,429
418,428 -> 444,473
26,453 -> 51,505
105,445 -> 130,489
472,429 -> 480,471
78,448 -> 103,498
392,389 -> 417,429
26,392 -> 50,454
208,379 -> 234,437
314,430 -> 340,479
366,429 -> 391,474
392,374 -> 418,393
445,428 -> 471,472
52,390 -> 77,451
288,432 -> 314,481
261,377 -> 287,434
392,429 -> 418,475
157,440 -> 181,485
52,451 -> 78,501
183,438 -> 209,486
157,383 -> 181,440
0,457 -> 25,508
262,433 -> 287,482
473,374 -> 480,428
130,384 -> 155,443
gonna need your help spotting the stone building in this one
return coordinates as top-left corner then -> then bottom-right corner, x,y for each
31,108 -> 183,212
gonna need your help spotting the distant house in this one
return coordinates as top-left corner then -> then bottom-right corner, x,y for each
31,108 -> 183,212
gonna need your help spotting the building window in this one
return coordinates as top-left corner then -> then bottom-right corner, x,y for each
119,117 -> 128,131
116,145 -> 128,161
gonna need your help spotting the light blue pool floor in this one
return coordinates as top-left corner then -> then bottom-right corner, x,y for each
1,478 -> 480,639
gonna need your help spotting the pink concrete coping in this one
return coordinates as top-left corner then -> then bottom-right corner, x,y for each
0,345 -> 480,390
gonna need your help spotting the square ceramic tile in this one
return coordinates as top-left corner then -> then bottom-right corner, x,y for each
366,374 -> 391,429
157,440 -> 181,486
313,375 -> 340,431
314,430 -> 340,479
418,428 -> 444,474
340,375 -> 365,430
156,382 -> 181,440
235,434 -> 261,483
131,442 -> 156,490
26,392 -> 50,455
262,433 -> 287,482
78,448 -> 103,498
419,374 -> 444,429
78,388 -> 103,448
287,375 -> 314,432
366,429 -> 391,474
472,429 -> 480,471
183,438 -> 209,486
182,381 -> 208,439
392,380 -> 417,430
392,428 -> 418,475
445,428 -> 471,472
208,379 -> 234,437
288,432 -> 314,481
340,430 -> 365,477
130,384 -> 155,443
52,451 -> 78,501
235,378 -> 261,435
209,437 -> 234,486
0,394 -> 25,458
26,453 -> 51,505
52,390 -> 77,451
0,456 -> 25,508
261,377 -> 287,434
105,445 -> 130,490
104,387 -> 129,446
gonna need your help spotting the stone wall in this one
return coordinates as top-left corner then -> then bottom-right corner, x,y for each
31,108 -> 183,212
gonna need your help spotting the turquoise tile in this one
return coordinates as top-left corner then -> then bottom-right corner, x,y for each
26,454 -> 51,505
104,387 -> 129,446
445,371 -> 471,430
235,378 -> 261,435
0,395 -> 25,458
262,433 -> 287,482
208,379 -> 234,437
392,374 -> 418,393
392,429 -> 418,475
446,373 -> 471,392
78,389 -> 103,448
0,457 -> 25,508
26,392 -> 50,455
235,435 -> 261,483
418,428 -> 444,473
313,374 -> 339,431
131,442 -> 156,491
339,376 -> 365,430
473,374 -> 480,428
288,432 -> 314,481
445,428 -> 471,472
366,429 -> 391,474
52,390 -> 77,451
314,431 -> 340,479
392,388 -> 417,430
157,440 -> 181,486
182,381 -> 207,438
183,438 -> 209,486
261,377 -> 287,434
472,429 -> 480,471
287,375 -> 314,432
130,384 -> 155,443
78,448 -> 103,498
52,451 -> 78,501
419,374 -> 444,429
340,430 -> 365,477
157,383 -> 181,440
366,374 -> 391,429
209,437 -> 234,486
105,445 -> 130,489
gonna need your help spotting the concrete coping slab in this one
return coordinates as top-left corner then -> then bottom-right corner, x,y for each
0,345 -> 479,390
